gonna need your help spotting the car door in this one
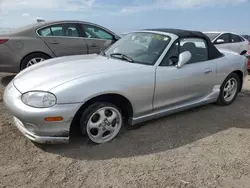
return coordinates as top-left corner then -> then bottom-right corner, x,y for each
154,37 -> 218,111
239,35 -> 249,53
80,24 -> 116,54
213,33 -> 232,51
230,34 -> 243,54
38,23 -> 88,57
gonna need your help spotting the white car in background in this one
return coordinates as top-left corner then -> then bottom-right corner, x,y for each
203,32 -> 250,55
120,32 -> 129,37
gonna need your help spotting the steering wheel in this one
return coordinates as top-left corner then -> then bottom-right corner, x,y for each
169,56 -> 178,65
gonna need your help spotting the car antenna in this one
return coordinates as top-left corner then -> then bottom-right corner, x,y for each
37,18 -> 45,23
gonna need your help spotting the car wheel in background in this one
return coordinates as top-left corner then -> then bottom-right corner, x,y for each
20,53 -> 50,70
216,72 -> 240,106
80,102 -> 123,144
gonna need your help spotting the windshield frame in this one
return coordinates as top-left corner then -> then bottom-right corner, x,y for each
104,31 -> 173,66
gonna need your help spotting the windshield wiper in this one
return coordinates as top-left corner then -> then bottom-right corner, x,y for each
110,53 -> 134,63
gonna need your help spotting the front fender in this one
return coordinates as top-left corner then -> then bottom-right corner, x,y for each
50,67 -> 155,118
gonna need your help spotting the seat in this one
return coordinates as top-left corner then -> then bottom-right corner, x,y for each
67,28 -> 73,36
181,42 -> 198,63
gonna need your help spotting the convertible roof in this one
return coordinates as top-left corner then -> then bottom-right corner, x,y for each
144,28 -> 205,38
143,28 -> 223,60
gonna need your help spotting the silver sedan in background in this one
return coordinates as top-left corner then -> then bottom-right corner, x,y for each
0,20 -> 120,73
3,29 -> 248,145
203,31 -> 249,55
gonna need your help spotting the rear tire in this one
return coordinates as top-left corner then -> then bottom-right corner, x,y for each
20,53 -> 50,71
216,73 -> 240,106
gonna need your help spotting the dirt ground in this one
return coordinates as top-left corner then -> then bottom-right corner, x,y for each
1,73 -> 250,188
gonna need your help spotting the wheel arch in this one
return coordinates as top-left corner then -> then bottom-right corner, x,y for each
20,51 -> 52,70
232,70 -> 243,92
240,50 -> 247,55
70,93 -> 134,133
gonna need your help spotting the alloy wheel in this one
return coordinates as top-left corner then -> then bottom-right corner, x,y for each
86,106 -> 122,144
223,77 -> 238,102
26,57 -> 45,67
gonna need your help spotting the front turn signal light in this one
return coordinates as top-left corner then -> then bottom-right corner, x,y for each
44,116 -> 63,122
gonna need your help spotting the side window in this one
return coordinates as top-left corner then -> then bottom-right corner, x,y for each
231,34 -> 241,43
63,24 -> 79,37
160,40 -> 179,66
180,38 -> 208,64
82,24 -> 113,40
38,23 -> 79,37
37,27 -> 52,36
50,25 -> 63,36
215,33 -> 230,44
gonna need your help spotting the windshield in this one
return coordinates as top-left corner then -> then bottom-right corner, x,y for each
203,32 -> 220,41
105,32 -> 171,65
242,35 -> 250,41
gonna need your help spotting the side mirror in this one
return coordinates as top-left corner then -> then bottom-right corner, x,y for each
114,34 -> 121,41
176,51 -> 191,68
215,39 -> 225,44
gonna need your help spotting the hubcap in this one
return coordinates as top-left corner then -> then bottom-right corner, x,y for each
223,78 -> 238,102
86,107 -> 122,144
26,57 -> 45,67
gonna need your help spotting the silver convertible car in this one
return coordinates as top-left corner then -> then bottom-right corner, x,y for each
3,29 -> 248,144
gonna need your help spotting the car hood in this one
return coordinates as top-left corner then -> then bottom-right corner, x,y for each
13,54 -> 143,93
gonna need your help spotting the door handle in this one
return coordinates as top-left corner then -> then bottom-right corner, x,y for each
91,43 -> 97,47
204,68 -> 212,74
50,40 -> 59,44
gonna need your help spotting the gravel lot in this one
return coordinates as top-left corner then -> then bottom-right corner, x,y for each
1,73 -> 250,188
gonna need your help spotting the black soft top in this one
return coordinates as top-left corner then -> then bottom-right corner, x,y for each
143,28 -> 223,60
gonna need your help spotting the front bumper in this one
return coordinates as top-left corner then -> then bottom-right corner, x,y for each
13,116 -> 68,144
3,81 -> 83,144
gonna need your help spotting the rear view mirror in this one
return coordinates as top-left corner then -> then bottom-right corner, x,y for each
176,51 -> 191,68
216,39 -> 225,44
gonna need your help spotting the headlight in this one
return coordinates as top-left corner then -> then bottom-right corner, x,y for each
21,91 -> 57,108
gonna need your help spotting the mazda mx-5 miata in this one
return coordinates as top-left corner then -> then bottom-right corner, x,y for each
3,29 -> 248,144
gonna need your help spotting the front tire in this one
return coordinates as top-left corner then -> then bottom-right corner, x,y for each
216,73 -> 240,106
80,102 -> 123,144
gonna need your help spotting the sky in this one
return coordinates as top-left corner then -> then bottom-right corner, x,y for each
0,0 -> 249,34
